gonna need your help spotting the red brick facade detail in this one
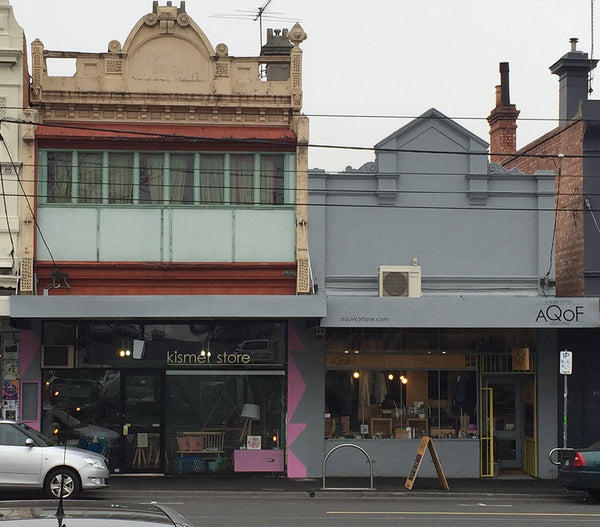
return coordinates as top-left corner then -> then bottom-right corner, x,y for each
487,105 -> 520,163
500,120 -> 585,297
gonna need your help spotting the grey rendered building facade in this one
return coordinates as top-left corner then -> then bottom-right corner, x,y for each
296,108 -> 600,479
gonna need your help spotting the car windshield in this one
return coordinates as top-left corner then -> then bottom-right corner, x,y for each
16,422 -> 55,446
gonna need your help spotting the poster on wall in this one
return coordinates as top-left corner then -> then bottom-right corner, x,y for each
2,360 -> 18,379
2,379 -> 18,401
4,399 -> 17,410
2,409 -> 17,420
2,344 -> 18,359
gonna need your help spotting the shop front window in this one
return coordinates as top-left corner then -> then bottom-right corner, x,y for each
325,367 -> 477,440
41,369 -> 121,469
166,373 -> 285,474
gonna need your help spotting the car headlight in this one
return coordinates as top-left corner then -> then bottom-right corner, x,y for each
83,457 -> 107,469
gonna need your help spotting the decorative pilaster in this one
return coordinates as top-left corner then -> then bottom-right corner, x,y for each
288,23 -> 307,111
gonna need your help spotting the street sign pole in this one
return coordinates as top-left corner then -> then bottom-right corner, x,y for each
559,350 -> 573,449
563,373 -> 568,449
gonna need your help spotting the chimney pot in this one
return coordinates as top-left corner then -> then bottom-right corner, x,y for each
570,37 -> 578,52
488,61 -> 520,162
550,39 -> 598,121
495,85 -> 501,106
500,62 -> 510,105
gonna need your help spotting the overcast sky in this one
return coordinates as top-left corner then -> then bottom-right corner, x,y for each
10,0 -> 593,171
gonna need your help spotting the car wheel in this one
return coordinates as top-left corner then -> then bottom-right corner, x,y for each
44,468 -> 81,499
588,490 -> 600,502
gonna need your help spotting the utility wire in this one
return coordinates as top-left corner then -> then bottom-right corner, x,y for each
0,116 -> 595,160
0,134 -> 59,270
12,161 -> 600,179
0,161 -> 15,268
0,106 -> 573,122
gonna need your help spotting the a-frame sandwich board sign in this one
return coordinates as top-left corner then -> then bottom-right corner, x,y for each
404,436 -> 450,490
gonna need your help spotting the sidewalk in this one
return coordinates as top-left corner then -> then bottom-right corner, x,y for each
108,473 -> 567,497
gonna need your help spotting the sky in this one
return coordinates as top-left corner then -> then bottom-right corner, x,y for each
9,0 -> 594,171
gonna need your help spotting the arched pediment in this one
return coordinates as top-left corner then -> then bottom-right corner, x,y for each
121,3 -> 216,83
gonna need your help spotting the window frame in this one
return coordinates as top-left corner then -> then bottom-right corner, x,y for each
39,149 -> 295,207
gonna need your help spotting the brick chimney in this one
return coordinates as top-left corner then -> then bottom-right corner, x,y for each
487,62 -> 520,162
550,38 -> 598,123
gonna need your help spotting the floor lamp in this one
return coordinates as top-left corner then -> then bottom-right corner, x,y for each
239,403 -> 260,441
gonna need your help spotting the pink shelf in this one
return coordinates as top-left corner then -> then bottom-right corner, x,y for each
234,449 -> 284,472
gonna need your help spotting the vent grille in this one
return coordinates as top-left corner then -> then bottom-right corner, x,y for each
381,271 -> 409,296
297,258 -> 310,294
19,257 -> 34,294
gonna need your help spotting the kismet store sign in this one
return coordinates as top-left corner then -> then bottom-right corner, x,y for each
167,350 -> 253,365
324,297 -> 600,328
165,340 -> 274,367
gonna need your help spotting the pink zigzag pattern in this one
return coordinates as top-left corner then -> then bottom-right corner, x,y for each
287,323 -> 308,478
287,352 -> 305,420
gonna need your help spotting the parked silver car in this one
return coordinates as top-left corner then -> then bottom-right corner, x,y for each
0,420 -> 109,499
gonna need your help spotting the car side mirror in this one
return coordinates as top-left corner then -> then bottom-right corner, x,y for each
25,438 -> 35,447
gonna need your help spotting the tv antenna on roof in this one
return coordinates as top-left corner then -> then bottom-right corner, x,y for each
255,0 -> 273,48
211,1 -> 300,48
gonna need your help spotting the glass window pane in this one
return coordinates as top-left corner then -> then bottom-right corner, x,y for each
42,369 -> 121,467
493,383 -> 516,432
46,152 -> 72,203
21,382 -> 39,421
199,155 -> 224,204
260,155 -> 285,204
324,369 -> 477,439
166,374 -> 285,473
230,155 -> 254,205
42,321 -> 76,345
78,153 -> 103,204
140,154 -> 163,204
0,423 -> 29,446
109,153 -> 133,204
170,154 -> 194,204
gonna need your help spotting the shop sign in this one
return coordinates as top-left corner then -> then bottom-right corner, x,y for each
167,350 -> 252,365
166,339 -> 274,367
512,348 -> 530,371
535,304 -> 584,324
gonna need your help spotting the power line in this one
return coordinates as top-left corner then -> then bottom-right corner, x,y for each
0,134 -> 59,270
0,106 -> 574,123
0,116 -> 594,160
1,189 -> 589,213
0,162 -> 15,269
14,161 -> 600,179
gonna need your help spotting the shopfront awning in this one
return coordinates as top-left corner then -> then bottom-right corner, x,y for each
9,294 -> 326,320
323,296 -> 600,328
11,294 -> 599,328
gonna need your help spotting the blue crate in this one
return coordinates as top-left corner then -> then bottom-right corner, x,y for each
176,455 -> 206,473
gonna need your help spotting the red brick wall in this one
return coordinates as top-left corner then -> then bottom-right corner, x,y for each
488,106 -> 519,163
501,121 -> 585,297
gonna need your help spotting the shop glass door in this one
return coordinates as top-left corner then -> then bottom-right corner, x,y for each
121,370 -> 164,473
487,378 -> 522,470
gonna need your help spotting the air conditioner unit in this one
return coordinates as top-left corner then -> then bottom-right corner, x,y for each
378,265 -> 422,298
41,345 -> 75,369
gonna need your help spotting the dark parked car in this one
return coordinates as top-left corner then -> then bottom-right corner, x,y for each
0,500 -> 193,526
555,443 -> 600,500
